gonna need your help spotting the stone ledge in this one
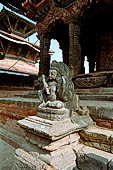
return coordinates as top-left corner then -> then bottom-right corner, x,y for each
18,116 -> 87,141
80,100 -> 113,123
79,95 -> 113,101
79,126 -> 113,153
13,147 -> 78,170
77,146 -> 113,170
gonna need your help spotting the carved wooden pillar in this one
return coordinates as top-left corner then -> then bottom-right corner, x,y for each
63,48 -> 69,66
69,18 -> 81,78
59,40 -> 69,66
39,34 -> 50,76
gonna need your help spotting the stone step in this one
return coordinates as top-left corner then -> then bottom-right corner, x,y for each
76,145 -> 113,170
79,126 -> 113,153
75,87 -> 113,95
80,100 -> 113,129
79,95 -> 113,101
76,92 -> 113,95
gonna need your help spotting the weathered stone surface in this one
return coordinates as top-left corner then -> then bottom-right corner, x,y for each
37,107 -> 70,121
18,116 -> 87,141
13,147 -> 77,170
110,134 -> 113,154
108,159 -> 113,170
13,149 -> 53,170
79,126 -> 113,153
0,138 -> 15,170
77,146 -> 113,170
50,145 -> 76,170
80,126 -> 113,144
71,114 -> 93,127
37,60 -> 75,117
80,100 -> 113,120
91,107 -> 113,120
81,141 -> 110,153
24,130 -> 80,152
74,76 -> 107,88
79,95 -> 113,101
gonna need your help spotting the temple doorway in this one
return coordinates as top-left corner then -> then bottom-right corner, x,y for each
49,21 -> 69,66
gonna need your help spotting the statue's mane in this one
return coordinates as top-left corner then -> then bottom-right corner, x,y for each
51,60 -> 72,80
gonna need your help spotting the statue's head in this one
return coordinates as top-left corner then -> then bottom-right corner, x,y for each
50,60 -> 72,80
49,69 -> 57,80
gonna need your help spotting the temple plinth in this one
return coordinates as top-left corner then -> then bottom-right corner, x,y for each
13,60 -> 93,170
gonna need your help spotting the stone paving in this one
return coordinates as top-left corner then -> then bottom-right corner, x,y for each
0,138 -> 15,170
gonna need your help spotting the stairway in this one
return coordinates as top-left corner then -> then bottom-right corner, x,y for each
73,126 -> 113,170
75,87 -> 113,101
73,97 -> 113,170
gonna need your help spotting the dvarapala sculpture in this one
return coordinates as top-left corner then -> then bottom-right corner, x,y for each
36,60 -> 78,120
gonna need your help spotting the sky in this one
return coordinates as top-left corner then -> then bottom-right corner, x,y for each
0,3 -> 89,73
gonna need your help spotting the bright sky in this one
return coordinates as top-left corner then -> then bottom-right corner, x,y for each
0,3 -> 89,73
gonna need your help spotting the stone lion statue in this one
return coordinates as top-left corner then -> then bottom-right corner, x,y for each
37,60 -> 77,117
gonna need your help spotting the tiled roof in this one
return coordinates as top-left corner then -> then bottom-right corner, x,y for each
0,58 -> 38,76
0,30 -> 54,54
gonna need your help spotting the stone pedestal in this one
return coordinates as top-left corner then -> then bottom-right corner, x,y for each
13,112 -> 89,170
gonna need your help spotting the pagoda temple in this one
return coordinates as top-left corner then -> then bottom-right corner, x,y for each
1,0 -> 112,90
0,1 -> 113,170
0,8 -> 40,97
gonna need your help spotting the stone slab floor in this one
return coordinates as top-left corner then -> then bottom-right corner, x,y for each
0,138 -> 15,170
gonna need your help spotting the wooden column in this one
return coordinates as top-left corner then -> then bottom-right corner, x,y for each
69,17 -> 81,78
59,40 -> 69,66
39,34 -> 50,76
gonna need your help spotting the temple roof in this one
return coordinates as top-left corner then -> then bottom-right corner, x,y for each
0,58 -> 38,76
0,0 -> 75,21
0,30 -> 40,53
0,8 -> 36,38
0,30 -> 54,55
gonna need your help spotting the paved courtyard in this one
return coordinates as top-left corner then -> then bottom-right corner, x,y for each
0,138 -> 15,170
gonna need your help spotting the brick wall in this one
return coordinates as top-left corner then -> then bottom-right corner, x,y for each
0,98 -> 40,119
0,98 -> 40,149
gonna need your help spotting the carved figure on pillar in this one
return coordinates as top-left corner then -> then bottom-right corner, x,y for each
38,60 -> 74,108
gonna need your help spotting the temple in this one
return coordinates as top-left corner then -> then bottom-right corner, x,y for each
2,0 -> 112,90
0,8 -> 54,97
0,8 -> 39,97
0,0 -> 113,170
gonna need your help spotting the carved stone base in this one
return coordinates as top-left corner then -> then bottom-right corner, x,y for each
13,114 -> 91,169
13,145 -> 78,170
18,116 -> 87,140
37,107 -> 70,121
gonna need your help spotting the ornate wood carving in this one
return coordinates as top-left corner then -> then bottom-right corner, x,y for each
36,0 -> 104,37
67,0 -> 100,16
39,35 -> 50,76
36,0 -> 71,38
69,20 -> 81,77
74,76 -> 108,88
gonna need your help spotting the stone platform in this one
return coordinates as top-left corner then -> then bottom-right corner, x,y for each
76,145 -> 113,170
80,100 -> 113,129
75,87 -> 113,101
79,126 -> 113,153
0,96 -> 113,170
0,138 -> 15,170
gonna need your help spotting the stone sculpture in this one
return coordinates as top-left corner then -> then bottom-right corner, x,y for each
37,60 -> 76,120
